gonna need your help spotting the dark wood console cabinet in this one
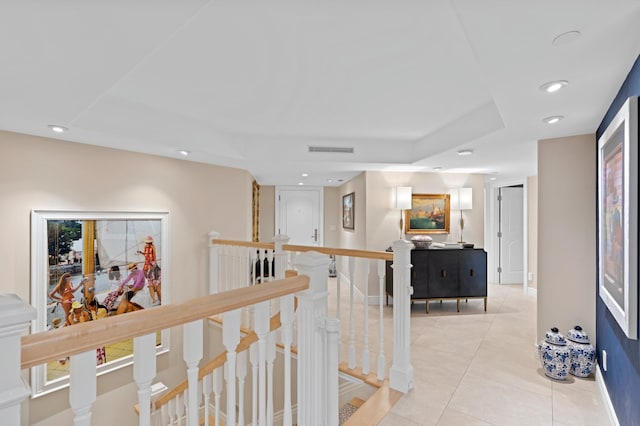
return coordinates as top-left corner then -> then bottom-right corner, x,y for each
385,248 -> 487,313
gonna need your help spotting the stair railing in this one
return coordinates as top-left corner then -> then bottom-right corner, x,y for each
3,276 -> 308,426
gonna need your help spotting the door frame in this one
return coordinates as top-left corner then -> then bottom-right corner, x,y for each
484,177 -> 529,294
274,186 -> 324,246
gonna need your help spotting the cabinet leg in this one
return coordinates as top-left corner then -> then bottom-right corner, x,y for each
386,293 -> 388,306
457,299 -> 460,312
426,301 -> 429,314
484,297 -> 487,312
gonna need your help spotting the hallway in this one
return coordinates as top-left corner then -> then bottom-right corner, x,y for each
377,284 -> 610,425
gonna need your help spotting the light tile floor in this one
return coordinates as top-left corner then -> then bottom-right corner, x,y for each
373,283 -> 611,426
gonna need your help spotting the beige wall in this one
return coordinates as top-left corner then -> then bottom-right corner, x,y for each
259,185 -> 275,242
323,186 -> 340,248
527,176 -> 538,290
338,172 -> 367,250
364,171 -> 485,252
537,134 -> 596,340
0,131 -> 253,425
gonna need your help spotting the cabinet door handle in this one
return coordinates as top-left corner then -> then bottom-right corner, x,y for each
442,269 -> 446,278
470,269 -> 475,277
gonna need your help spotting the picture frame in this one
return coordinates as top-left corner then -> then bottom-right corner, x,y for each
598,96 -> 638,340
342,192 -> 355,230
30,210 -> 171,396
405,193 -> 451,234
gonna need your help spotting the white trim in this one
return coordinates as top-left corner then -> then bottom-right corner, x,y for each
596,364 -> 620,426
339,272 -> 365,303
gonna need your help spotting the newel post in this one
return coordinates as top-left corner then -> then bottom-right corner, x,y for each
273,234 -> 290,280
294,251 -> 330,426
0,294 -> 36,425
209,231 -> 221,294
389,240 -> 415,393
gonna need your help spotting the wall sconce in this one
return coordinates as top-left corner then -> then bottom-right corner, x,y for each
450,187 -> 472,243
394,186 -> 412,238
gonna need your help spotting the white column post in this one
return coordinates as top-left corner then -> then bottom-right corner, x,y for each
134,333 -> 157,426
223,310 -> 241,426
294,251 -> 330,426
273,234 -> 290,280
209,231 -> 221,294
0,294 -> 36,425
326,318 -> 340,426
255,301 -> 270,426
389,240 -> 414,393
183,320 -> 204,426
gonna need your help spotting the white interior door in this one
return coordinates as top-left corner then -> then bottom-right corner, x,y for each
499,186 -> 524,284
276,187 -> 323,246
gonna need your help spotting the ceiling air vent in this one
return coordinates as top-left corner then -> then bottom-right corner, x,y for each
308,146 -> 354,154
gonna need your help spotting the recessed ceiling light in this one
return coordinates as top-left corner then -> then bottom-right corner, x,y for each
539,80 -> 568,93
298,182 -> 304,186
433,166 -> 443,171
543,115 -> 564,124
48,124 -> 68,133
552,30 -> 581,46
301,173 -> 308,177
178,150 -> 190,156
457,149 -> 474,156
327,179 -> 333,183
489,177 -> 497,181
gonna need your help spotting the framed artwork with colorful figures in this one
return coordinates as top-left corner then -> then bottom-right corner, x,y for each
30,210 -> 170,396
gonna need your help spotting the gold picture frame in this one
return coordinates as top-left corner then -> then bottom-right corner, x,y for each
405,193 -> 450,234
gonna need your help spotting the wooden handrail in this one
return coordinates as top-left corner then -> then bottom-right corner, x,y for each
283,244 -> 393,261
21,276 -> 309,369
211,238 -> 275,250
211,238 -> 393,261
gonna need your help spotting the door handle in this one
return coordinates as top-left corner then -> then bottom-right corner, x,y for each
313,228 -> 318,242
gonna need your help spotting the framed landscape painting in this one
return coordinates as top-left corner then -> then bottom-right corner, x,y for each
405,193 -> 450,234
598,96 -> 638,340
30,210 -> 170,396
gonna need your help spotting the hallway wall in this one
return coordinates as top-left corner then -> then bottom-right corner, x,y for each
0,130 -> 253,426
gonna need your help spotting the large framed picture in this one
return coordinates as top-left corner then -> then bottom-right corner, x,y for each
598,96 -> 638,340
405,193 -> 451,234
342,192 -> 355,230
30,210 -> 171,396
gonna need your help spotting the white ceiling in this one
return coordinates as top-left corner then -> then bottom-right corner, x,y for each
2,0 -> 640,186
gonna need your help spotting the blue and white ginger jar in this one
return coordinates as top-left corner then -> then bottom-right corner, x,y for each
538,327 -> 570,380
566,325 -> 596,378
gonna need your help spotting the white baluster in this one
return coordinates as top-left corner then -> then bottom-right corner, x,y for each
202,374 -> 212,426
389,240 -> 415,393
178,390 -> 186,425
326,318 -> 340,426
214,368 -> 223,426
209,231 -> 221,294
280,293 -> 294,426
250,342 -> 259,426
335,255 -> 342,361
266,250 -> 274,283
184,320 -> 203,426
237,350 -> 248,426
294,251 -> 330,426
0,294 -> 35,425
134,333 -> 157,426
223,309 -> 241,426
377,259 -> 386,381
69,350 -> 96,426
255,301 -> 270,426
168,397 -> 176,425
362,259 -> 371,375
160,404 -> 168,426
266,331 -> 276,426
347,256 -> 356,369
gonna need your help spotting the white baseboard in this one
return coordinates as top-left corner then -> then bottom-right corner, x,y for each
527,286 -> 537,297
596,364 -> 619,426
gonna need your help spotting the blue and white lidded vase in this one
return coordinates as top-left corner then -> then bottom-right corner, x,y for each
566,325 -> 596,378
538,327 -> 571,380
